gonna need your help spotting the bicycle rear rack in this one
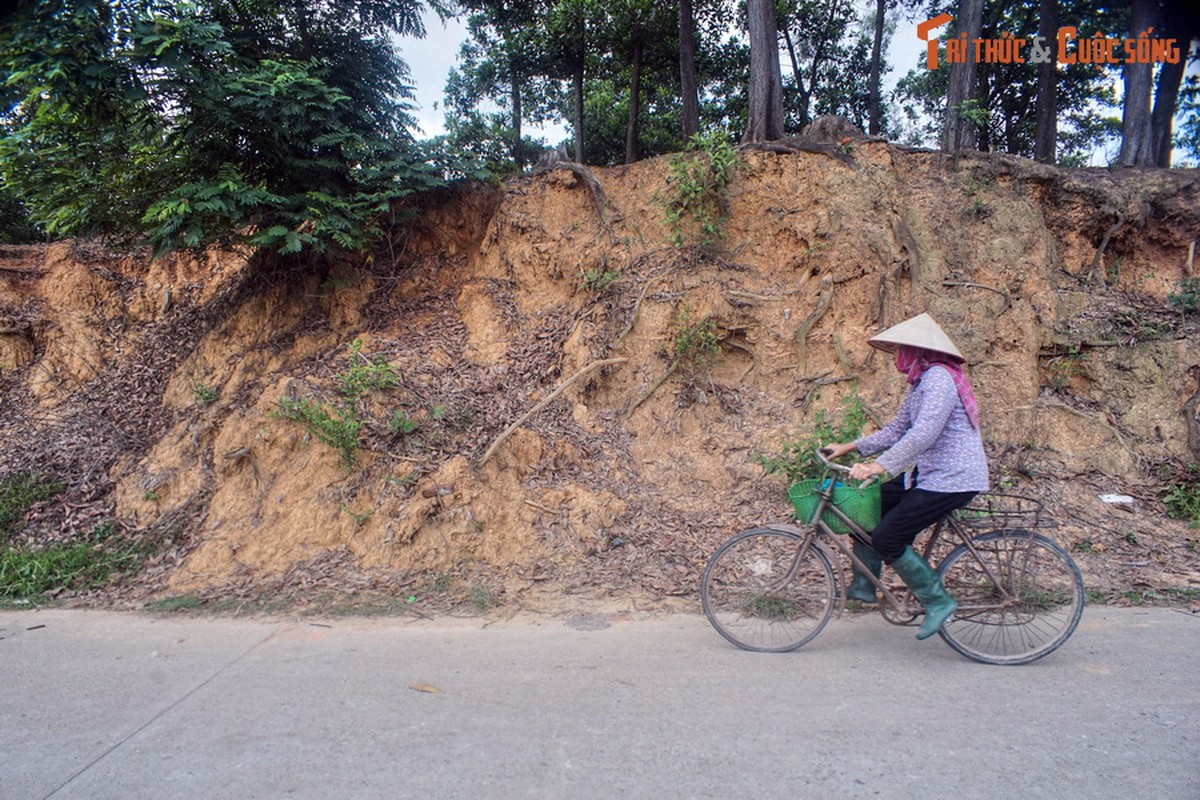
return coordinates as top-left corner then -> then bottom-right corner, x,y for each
957,493 -> 1050,530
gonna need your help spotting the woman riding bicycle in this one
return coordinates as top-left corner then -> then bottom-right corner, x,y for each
823,313 -> 989,640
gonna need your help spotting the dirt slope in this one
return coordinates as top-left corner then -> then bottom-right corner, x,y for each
1,142 -> 1198,610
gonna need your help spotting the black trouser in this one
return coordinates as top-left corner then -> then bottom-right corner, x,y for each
870,474 -> 977,563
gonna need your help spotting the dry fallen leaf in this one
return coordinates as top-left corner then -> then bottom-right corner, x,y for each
409,683 -> 443,694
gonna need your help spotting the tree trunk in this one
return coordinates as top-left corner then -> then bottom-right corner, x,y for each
679,0 -> 700,139
511,71 -> 524,170
1150,4 -> 1195,167
942,0 -> 983,152
1033,0 -> 1059,163
625,33 -> 643,164
867,0 -> 886,136
782,27 -> 811,126
1117,0 -> 1158,166
743,0 -> 785,143
572,5 -> 585,163
573,66 -> 585,163
1151,57 -> 1185,168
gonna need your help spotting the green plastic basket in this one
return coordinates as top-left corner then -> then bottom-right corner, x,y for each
788,479 -> 882,534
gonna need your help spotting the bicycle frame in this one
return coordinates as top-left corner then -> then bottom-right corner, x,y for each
700,450 -> 1084,662
771,464 -> 1023,623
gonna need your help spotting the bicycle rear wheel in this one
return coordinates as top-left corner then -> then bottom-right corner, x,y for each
937,529 -> 1084,665
700,526 -> 836,653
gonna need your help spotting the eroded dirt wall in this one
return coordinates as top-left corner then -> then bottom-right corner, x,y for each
0,148 -> 1197,605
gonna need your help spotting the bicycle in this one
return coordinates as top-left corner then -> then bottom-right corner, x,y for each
700,449 -> 1085,665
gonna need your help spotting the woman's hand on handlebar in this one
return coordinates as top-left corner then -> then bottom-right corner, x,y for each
848,461 -> 886,482
822,443 -> 885,483
820,442 -> 857,461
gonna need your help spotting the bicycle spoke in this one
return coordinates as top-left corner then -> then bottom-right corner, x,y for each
701,527 -> 836,653
936,530 -> 1084,665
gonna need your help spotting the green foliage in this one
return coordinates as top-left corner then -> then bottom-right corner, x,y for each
191,378 -> 219,406
671,304 -> 722,373
0,521 -> 143,601
1047,346 -> 1087,389
1168,278 -> 1200,312
954,98 -> 990,130
343,506 -> 375,526
423,110 -> 537,181
0,187 -> 44,244
661,130 -> 741,249
338,339 -> 400,401
277,397 -> 363,470
0,474 -> 64,544
0,0 -> 448,255
777,0 -> 874,130
276,340 -> 399,469
578,264 -> 620,293
387,410 -> 419,435
891,0 -> 1124,164
755,390 -> 868,483
469,583 -> 498,611
442,0 -> 742,168
1178,74 -> 1200,167
1162,468 -> 1200,528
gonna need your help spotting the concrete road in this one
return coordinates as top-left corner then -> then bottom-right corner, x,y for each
1,605 -> 1197,800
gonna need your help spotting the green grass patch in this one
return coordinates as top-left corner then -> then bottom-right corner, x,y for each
0,474 -> 64,543
0,522 -> 144,601
745,593 -> 800,621
144,595 -> 205,612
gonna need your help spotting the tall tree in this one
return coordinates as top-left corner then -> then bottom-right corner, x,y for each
608,0 -> 672,163
744,0 -> 785,141
894,0 -> 1123,165
867,0 -> 888,135
1117,0 -> 1158,166
1149,3 -> 1200,167
679,0 -> 700,139
1178,69 -> 1200,166
455,0 -> 549,169
1033,0 -> 1060,163
943,0 -> 985,152
779,0 -> 869,130
546,0 -> 595,162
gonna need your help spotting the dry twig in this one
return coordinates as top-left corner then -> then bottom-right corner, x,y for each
942,280 -> 1012,313
478,357 -> 627,466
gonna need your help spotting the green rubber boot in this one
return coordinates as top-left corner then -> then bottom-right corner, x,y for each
846,542 -> 883,603
890,546 -> 958,640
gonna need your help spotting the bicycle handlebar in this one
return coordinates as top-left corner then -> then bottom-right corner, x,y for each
816,447 -> 879,489
816,447 -> 851,473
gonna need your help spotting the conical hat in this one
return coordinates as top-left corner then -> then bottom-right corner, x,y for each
868,313 -> 964,361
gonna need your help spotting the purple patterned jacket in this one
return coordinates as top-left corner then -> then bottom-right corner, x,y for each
854,365 -> 990,493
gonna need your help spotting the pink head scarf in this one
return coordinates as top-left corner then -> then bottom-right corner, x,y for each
895,345 -> 979,428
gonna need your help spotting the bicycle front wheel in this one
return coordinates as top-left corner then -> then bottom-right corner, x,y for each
700,526 -> 837,653
937,529 -> 1085,665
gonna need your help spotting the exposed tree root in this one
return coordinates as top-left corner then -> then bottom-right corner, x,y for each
478,357 -> 628,467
